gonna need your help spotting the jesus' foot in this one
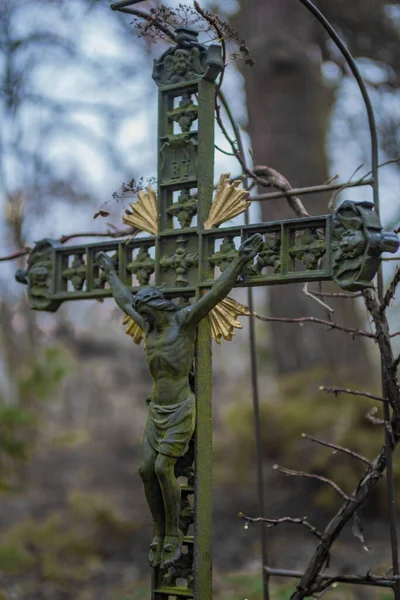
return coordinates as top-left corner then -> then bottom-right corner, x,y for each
148,535 -> 163,568
161,534 -> 182,569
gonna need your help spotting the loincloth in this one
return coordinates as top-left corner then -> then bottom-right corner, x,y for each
144,395 -> 195,458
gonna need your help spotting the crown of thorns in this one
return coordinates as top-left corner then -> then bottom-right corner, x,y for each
132,287 -> 164,309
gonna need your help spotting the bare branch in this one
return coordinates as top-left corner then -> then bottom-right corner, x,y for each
309,290 -> 362,299
193,1 -> 226,94
363,289 -> 400,415
319,385 -> 388,404
58,228 -> 134,244
289,440 -> 395,600
272,464 -> 350,501
365,407 -> 385,427
381,267 -> 400,313
214,144 -> 236,157
252,165 -> 310,218
0,228 -> 136,263
253,312 -> 374,339
215,90 -> 245,169
303,283 -> 334,314
116,6 -> 176,42
0,248 -> 30,262
238,512 -> 323,541
302,433 -> 372,467
250,178 -> 374,202
265,566 -> 400,589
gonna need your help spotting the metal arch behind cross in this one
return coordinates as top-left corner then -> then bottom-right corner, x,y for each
110,0 -> 147,10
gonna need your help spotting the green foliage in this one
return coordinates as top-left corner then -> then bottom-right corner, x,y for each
0,491 -> 141,596
0,514 -> 96,584
0,405 -> 33,461
69,491 -> 138,555
16,345 -> 70,405
0,344 -> 70,489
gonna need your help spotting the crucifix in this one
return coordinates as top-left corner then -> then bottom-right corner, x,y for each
15,26 -> 399,600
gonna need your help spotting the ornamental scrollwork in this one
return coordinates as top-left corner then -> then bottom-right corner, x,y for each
152,27 -> 223,86
15,239 -> 61,312
332,200 -> 399,291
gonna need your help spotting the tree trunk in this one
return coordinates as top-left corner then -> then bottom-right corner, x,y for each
233,0 -> 373,382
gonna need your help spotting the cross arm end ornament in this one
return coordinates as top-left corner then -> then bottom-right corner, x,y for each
331,200 -> 399,291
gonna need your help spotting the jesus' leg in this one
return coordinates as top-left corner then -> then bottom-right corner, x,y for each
154,454 -> 182,568
138,437 -> 165,567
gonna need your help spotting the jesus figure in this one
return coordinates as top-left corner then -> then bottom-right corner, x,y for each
95,233 -> 262,569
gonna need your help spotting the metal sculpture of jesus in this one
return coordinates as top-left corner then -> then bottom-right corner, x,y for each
96,233 -> 262,568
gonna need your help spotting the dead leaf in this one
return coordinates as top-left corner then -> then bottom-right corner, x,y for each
93,210 -> 110,220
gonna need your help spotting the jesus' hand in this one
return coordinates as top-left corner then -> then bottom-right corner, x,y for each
238,233 -> 263,262
95,251 -> 115,274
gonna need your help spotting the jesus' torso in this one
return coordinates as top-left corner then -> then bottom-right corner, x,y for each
145,312 -> 196,406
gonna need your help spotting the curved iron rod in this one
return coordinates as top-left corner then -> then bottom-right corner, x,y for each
110,0 -> 146,9
297,0 -> 379,213
297,3 -> 399,599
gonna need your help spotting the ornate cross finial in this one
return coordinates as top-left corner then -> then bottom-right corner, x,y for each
152,27 -> 223,87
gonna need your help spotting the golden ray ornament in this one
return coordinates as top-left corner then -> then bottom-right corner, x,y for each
208,297 -> 250,343
122,297 -> 249,344
122,187 -> 158,236
204,173 -> 250,230
122,314 -> 144,344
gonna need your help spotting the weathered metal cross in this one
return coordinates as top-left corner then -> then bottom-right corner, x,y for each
16,27 -> 399,600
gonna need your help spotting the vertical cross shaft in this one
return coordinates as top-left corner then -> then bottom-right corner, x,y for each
151,28 -> 223,599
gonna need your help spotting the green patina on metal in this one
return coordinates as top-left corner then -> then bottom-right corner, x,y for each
15,25 -> 399,600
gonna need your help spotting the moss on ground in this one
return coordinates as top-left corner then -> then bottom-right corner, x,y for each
215,367 -> 395,511
0,492 -> 140,596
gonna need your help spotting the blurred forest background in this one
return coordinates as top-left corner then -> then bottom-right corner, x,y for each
1,0 -> 400,598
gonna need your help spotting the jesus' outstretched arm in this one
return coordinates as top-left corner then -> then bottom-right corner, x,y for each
95,251 -> 145,331
181,233 -> 263,329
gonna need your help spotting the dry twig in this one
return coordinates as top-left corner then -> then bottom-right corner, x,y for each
0,228 -> 136,263
238,512 -> 323,542
252,165 -> 310,218
0,248 -> 31,262
381,267 -> 400,313
319,385 -> 388,404
309,289 -> 362,299
303,283 -> 335,313
302,434 -> 372,467
273,464 -> 350,501
253,312 -> 374,339
363,289 -> 400,416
